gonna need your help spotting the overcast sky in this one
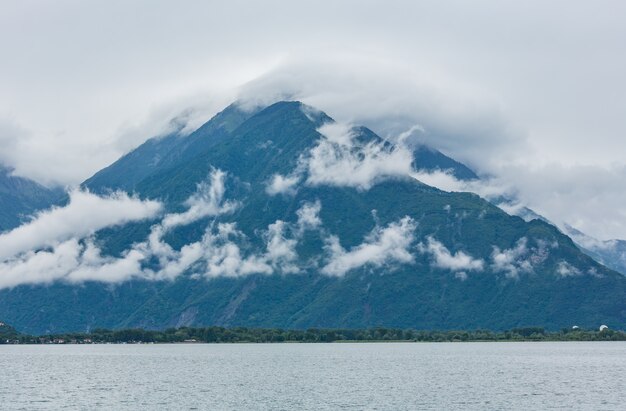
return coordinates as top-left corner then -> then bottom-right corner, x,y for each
1,0 -> 625,240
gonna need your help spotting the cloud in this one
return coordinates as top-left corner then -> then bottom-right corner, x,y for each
411,169 -> 513,200
265,173 -> 300,196
495,164 -> 626,241
265,122 -> 415,192
0,190 -> 162,260
296,200 -> 322,233
0,236 -> 155,289
0,239 -> 81,288
322,216 -> 416,276
0,182 -> 328,288
304,123 -> 414,190
490,238 -> 534,279
0,169 -> 236,287
65,241 -> 147,284
161,168 -> 238,229
455,271 -> 468,281
237,57 -> 527,173
197,223 -> 272,278
123,169 -> 242,280
146,199 -> 324,280
263,220 -> 299,274
417,237 -> 484,273
555,261 -> 582,278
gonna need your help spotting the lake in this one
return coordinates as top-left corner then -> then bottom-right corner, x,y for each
1,342 -> 624,410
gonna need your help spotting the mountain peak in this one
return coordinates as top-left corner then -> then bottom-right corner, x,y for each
2,99 -> 624,334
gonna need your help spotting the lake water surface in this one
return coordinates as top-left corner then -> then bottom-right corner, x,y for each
1,342 -> 624,410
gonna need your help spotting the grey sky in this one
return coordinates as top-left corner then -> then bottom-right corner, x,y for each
1,0 -> 625,240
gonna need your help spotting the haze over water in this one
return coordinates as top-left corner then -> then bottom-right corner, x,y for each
1,342 -> 624,410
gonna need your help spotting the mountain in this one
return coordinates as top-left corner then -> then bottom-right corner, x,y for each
562,224 -> 626,276
0,165 -> 62,232
0,101 -> 624,334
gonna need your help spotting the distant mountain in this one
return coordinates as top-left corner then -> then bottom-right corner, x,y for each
562,224 -> 626,276
0,165 -> 62,232
0,101 -> 624,334
490,198 -> 626,277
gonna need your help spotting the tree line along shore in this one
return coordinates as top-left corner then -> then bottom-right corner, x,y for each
1,324 -> 625,344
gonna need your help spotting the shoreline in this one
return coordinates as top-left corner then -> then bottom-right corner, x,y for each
3,340 -> 626,345
4,324 -> 624,345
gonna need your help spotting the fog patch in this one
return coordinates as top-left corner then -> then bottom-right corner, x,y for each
265,173 -> 300,196
556,261 -> 583,278
161,168 -> 238,229
322,216 -> 416,276
0,189 -> 329,289
296,200 -> 322,233
418,236 -> 484,274
305,123 -> 413,190
490,238 -> 534,279
0,190 -> 162,260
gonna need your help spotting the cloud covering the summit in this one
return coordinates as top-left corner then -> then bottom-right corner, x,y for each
0,0 -> 625,239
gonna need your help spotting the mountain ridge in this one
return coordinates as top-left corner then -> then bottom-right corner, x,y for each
0,100 -> 624,334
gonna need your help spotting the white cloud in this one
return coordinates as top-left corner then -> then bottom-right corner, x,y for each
237,57 -> 526,173
263,122 -> 415,193
418,237 -> 484,273
0,181 -> 329,288
0,190 -> 162,260
263,220 -> 299,274
0,169 -> 241,287
490,238 -> 533,279
556,261 -> 582,278
265,173 -> 300,196
161,168 -> 237,229
296,200 -> 322,233
411,169 -> 512,200
322,216 -> 416,276
304,123 -> 414,190
151,199 -> 322,279
200,223 -> 272,278
315,123 -> 354,146
65,242 -> 146,284
0,237 -> 153,289
0,239 -> 81,288
496,164 -> 626,241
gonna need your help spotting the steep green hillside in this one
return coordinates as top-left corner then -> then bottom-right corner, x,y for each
0,101 -> 623,334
